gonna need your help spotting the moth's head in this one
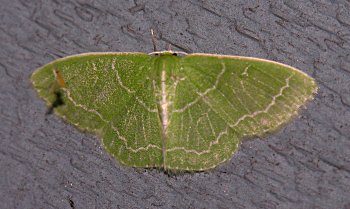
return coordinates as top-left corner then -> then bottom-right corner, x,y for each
149,50 -> 187,57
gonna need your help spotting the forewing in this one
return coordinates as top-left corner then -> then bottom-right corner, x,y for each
31,53 -> 164,168
166,54 -> 317,170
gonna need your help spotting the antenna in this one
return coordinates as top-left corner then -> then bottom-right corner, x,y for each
151,29 -> 157,52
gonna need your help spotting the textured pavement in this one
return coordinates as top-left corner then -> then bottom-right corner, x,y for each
0,0 -> 350,208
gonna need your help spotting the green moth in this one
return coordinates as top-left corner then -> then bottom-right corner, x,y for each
31,51 -> 317,171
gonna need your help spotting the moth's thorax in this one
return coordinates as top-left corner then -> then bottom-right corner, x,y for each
149,51 -> 187,140
150,52 -> 189,168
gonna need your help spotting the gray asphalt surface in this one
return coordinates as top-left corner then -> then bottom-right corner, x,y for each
1,0 -> 350,209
